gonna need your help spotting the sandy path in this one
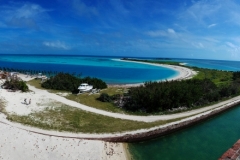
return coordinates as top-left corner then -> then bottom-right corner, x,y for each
21,85 -> 240,123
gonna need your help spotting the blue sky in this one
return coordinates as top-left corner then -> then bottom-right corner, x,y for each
1,0 -> 240,60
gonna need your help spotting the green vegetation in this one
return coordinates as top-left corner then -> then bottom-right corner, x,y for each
192,67 -> 232,86
27,79 -> 130,114
6,102 -> 183,133
0,99 -> 5,113
3,79 -> 28,92
41,73 -> 107,93
121,58 -> 181,65
27,66 -> 238,115
123,79 -> 240,113
115,59 -> 239,113
65,87 -> 129,114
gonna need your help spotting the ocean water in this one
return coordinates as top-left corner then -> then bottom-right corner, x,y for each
129,105 -> 240,160
0,55 -> 178,84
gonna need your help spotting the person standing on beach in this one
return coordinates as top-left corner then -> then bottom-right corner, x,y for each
29,99 -> 31,105
24,98 -> 27,104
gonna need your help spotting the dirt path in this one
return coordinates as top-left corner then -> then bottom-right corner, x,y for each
28,85 -> 240,122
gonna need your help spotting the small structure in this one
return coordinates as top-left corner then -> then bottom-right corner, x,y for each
37,73 -> 42,79
78,83 -> 93,93
36,73 -> 48,83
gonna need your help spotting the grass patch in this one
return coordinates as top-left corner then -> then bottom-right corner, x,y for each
65,87 -> 136,114
27,79 -> 138,114
0,98 -> 6,113
192,67 -> 233,86
6,102 -> 183,133
27,79 -> 43,89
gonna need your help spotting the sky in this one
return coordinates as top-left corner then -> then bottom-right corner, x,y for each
1,0 -> 240,60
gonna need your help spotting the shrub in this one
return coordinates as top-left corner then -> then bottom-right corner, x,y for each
98,93 -> 112,102
41,73 -> 107,92
3,79 -> 29,92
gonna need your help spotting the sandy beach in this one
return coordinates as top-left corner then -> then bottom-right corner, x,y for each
110,59 -> 197,87
0,121 -> 129,160
0,64 -> 238,159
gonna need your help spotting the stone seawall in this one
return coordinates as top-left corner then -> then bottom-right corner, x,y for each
219,139 -> 240,160
100,100 -> 240,142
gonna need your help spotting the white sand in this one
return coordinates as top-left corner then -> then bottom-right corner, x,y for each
0,122 -> 104,160
0,120 -> 129,160
110,59 -> 197,87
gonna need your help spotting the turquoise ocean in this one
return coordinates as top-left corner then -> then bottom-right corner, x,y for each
1,54 -> 240,160
0,55 -> 178,84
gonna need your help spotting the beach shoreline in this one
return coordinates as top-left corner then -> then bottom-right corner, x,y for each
109,58 -> 197,87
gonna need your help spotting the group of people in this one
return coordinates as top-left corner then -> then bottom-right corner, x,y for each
24,98 -> 31,105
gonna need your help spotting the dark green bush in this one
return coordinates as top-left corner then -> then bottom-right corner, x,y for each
41,73 -> 107,92
98,93 -> 112,102
3,79 -> 29,92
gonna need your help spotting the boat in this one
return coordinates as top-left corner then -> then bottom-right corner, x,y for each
78,83 -> 93,93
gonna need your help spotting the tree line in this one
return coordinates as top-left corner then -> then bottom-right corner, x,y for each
122,78 -> 240,113
41,73 -> 107,93
98,71 -> 240,113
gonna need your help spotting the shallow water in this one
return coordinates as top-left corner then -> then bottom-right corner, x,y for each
0,55 -> 178,84
129,105 -> 240,160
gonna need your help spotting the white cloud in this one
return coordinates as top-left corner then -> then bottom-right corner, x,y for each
43,41 -> 70,50
225,42 -> 240,58
179,0 -> 240,28
226,42 -> 235,48
146,29 -> 176,37
0,3 -> 49,29
167,28 -> 175,34
208,23 -> 217,28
